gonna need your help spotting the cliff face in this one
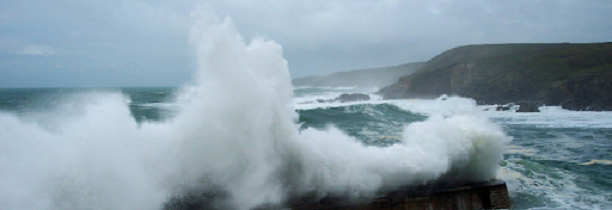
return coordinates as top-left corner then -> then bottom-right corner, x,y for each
292,62 -> 425,88
379,43 -> 612,111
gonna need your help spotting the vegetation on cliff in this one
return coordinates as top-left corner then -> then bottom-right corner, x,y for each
292,62 -> 425,88
379,43 -> 612,111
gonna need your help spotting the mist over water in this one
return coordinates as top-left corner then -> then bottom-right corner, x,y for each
0,11 -> 510,210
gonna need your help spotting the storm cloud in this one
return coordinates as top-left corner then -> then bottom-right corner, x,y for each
1,0 -> 611,87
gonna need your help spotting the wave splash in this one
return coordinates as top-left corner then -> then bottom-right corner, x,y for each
0,10 -> 510,210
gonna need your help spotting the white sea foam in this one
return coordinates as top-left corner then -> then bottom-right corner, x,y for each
0,10 -> 510,210
296,92 -> 612,130
293,91 -> 343,105
505,144 -> 540,157
135,103 -> 178,109
482,105 -> 612,128
387,95 -> 484,117
294,94 -> 383,110
580,159 -> 612,166
498,159 -> 612,209
293,86 -> 364,90
294,95 -> 482,117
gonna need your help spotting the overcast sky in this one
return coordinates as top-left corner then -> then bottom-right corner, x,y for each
1,0 -> 611,87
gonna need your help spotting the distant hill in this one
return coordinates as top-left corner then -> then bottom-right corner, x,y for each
379,42 -> 612,111
292,62 -> 426,88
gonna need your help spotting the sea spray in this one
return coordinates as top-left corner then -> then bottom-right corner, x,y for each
165,10 -> 299,209
170,9 -> 511,207
293,114 -> 509,196
0,10 -> 510,210
0,93 -> 170,210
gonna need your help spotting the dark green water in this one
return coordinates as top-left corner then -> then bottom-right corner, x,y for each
498,124 -> 612,209
297,104 -> 427,145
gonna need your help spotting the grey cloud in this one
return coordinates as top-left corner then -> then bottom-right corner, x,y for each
1,0 -> 611,86
17,44 -> 55,56
1,0 -> 194,87
210,0 -> 612,77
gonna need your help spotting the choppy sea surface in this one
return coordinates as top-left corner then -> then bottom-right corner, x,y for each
1,86 -> 610,209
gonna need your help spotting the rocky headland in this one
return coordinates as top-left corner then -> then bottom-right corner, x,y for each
293,62 -> 425,88
379,43 -> 612,111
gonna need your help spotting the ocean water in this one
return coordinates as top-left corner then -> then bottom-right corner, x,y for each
2,86 -> 610,209
295,89 -> 612,210
0,12 -> 610,210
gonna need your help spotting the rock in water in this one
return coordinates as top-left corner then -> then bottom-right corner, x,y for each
517,102 -> 540,112
496,103 -> 515,111
335,93 -> 370,102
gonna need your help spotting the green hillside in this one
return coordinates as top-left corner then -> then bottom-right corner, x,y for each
379,43 -> 612,111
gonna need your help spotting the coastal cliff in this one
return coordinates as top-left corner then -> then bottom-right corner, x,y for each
293,62 -> 425,88
379,43 -> 612,111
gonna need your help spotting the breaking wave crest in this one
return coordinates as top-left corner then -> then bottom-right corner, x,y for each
0,10 -> 510,210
